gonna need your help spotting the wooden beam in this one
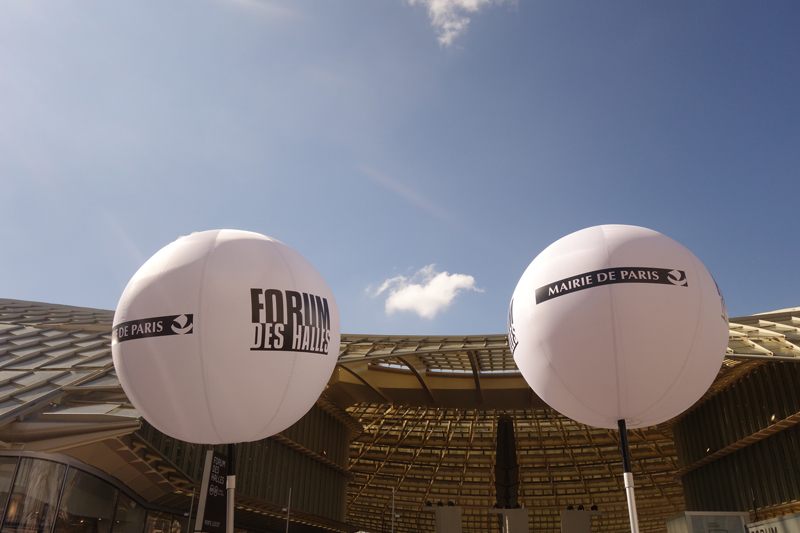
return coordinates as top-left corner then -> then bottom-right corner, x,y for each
467,350 -> 484,404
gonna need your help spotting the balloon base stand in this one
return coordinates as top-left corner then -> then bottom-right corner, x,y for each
284,488 -> 292,533
618,420 -> 640,533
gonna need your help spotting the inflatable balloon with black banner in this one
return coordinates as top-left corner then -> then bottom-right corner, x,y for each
508,225 -> 728,533
112,229 -> 340,533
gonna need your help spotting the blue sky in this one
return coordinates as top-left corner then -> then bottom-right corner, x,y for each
1,0 -> 798,335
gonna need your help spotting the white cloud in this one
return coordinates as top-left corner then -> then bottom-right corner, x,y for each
374,265 -> 482,319
408,0 -> 509,46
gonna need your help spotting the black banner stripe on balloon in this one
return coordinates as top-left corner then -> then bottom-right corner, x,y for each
113,314 -> 194,343
535,267 -> 688,304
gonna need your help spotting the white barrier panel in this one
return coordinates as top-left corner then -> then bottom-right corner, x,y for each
667,511 -> 750,533
423,506 -> 462,533
747,511 -> 800,533
561,509 -> 602,533
490,508 -> 529,533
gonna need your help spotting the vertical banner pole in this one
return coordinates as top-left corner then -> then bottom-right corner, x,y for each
227,444 -> 236,533
618,420 -> 640,533
751,488 -> 759,522
285,487 -> 292,533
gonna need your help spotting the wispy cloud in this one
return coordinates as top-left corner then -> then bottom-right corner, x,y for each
219,0 -> 301,19
373,264 -> 482,319
408,0 -> 509,46
102,208 -> 146,267
360,166 -> 454,223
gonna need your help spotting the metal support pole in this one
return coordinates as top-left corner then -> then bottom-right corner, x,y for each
227,444 -> 236,533
285,488 -> 292,533
618,420 -> 640,533
186,488 -> 196,532
391,488 -> 395,533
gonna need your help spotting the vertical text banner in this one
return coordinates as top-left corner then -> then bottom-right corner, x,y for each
194,449 -> 228,533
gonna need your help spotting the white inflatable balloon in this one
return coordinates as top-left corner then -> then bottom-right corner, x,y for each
112,230 -> 340,444
508,225 -> 728,429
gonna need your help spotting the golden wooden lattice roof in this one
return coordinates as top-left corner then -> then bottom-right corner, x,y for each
330,309 -> 800,533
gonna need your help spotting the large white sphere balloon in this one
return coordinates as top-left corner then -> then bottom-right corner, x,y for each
112,230 -> 340,444
508,225 -> 728,429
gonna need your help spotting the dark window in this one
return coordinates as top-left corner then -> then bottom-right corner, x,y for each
0,457 -> 19,523
1,458 -> 66,533
109,493 -> 145,533
53,468 -> 118,533
144,512 -> 180,533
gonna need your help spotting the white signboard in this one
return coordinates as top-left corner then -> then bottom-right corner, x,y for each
667,511 -> 750,533
747,512 -> 800,533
